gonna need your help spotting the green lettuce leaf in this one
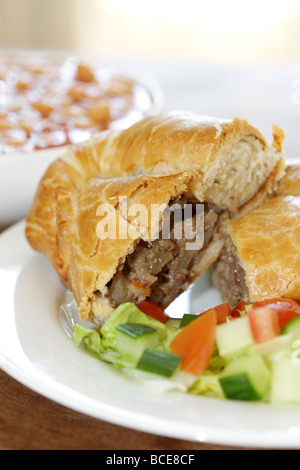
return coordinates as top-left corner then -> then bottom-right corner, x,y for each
73,324 -> 104,355
100,303 -> 177,351
188,372 -> 225,399
100,350 -> 137,369
208,354 -> 227,374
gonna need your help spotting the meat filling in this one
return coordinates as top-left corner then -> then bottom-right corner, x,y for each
212,240 -> 251,310
107,200 -> 223,309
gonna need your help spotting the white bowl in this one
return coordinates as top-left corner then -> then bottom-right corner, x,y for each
0,57 -> 164,230
0,147 -> 64,230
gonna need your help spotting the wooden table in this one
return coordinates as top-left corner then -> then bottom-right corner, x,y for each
0,368 -> 254,450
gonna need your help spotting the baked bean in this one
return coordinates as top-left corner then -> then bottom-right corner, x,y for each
0,54 -> 154,154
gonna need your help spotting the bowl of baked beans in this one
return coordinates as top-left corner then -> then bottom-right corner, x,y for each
0,51 -> 164,229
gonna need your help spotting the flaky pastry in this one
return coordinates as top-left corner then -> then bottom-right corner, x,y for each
26,112 -> 286,324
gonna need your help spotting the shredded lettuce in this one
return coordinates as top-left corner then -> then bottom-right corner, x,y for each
208,349 -> 227,374
74,322 -> 139,368
73,303 -> 226,399
100,350 -> 137,369
100,303 -> 177,351
188,372 -> 225,399
73,324 -> 104,355
73,303 -> 178,370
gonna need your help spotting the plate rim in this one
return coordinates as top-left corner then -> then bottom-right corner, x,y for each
1,200 -> 300,449
1,337 -> 298,450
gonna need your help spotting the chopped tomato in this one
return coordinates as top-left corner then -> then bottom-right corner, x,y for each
214,302 -> 231,325
138,300 -> 168,324
169,308 -> 216,376
248,307 -> 280,343
231,300 -> 247,318
252,298 -> 300,330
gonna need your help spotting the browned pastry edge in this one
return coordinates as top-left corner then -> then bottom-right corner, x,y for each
69,172 -> 194,322
227,196 -> 300,302
276,164 -> 300,197
25,112 -> 286,323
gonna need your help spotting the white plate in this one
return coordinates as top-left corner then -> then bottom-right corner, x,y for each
1,221 -> 300,449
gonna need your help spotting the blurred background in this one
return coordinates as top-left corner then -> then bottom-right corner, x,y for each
0,0 -> 299,156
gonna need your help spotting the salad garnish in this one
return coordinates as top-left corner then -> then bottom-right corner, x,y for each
72,298 -> 300,403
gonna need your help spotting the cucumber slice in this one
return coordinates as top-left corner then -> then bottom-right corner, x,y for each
137,348 -> 182,377
271,352 -> 300,404
216,316 -> 254,361
219,354 -> 271,401
116,323 -> 159,362
179,314 -> 198,329
282,315 -> 300,339
166,318 -> 181,330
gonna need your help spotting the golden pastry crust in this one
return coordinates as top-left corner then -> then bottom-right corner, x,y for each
272,124 -> 286,153
237,157 -> 286,217
70,113 -> 285,211
227,196 -> 300,302
90,113 -> 265,175
26,112 -> 285,323
69,172 -> 192,323
276,165 -> 300,197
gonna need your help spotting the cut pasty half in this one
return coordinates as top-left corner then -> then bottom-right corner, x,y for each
26,112 -> 286,324
213,196 -> 300,309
